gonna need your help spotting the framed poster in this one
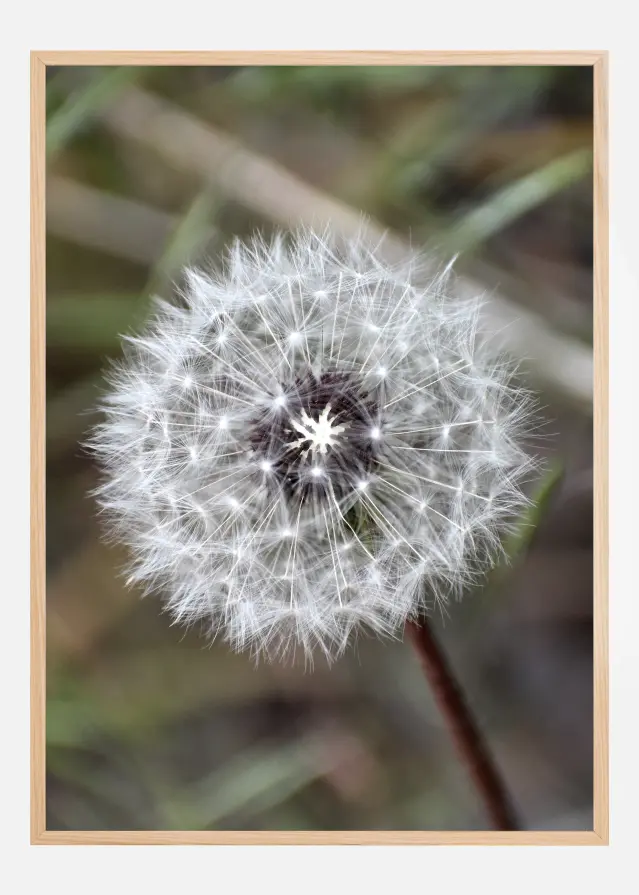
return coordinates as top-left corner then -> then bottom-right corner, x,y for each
32,51 -> 608,844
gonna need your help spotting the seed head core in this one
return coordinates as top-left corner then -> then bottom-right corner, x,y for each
288,404 -> 347,457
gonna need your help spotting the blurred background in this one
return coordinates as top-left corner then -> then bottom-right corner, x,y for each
46,64 -> 594,831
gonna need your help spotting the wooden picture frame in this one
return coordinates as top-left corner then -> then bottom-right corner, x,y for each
32,50 -> 608,845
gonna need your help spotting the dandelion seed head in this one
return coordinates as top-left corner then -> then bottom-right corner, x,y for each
90,227 -> 539,661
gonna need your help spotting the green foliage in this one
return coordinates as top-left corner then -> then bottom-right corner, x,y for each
143,188 -> 221,296
442,149 -> 592,254
47,66 -> 141,157
500,460 -> 565,567
47,294 -> 146,353
230,65 -> 444,106
162,737 -> 333,829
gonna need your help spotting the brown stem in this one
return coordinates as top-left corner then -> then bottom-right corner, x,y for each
407,618 -> 519,831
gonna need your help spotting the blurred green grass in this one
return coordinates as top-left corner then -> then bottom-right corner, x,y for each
45,63 -> 594,832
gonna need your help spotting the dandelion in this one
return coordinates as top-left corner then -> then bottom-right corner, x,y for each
90,228 -> 537,661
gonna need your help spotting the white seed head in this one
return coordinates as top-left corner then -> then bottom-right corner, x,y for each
90,228 -> 538,661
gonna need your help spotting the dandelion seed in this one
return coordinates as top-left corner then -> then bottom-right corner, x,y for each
90,227 -> 538,661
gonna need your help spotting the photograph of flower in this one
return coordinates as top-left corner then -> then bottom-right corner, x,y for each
40,58 -> 600,838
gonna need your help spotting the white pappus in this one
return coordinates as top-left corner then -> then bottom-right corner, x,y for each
90,228 -> 538,661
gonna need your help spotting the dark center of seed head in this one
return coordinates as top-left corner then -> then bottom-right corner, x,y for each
248,370 -> 380,501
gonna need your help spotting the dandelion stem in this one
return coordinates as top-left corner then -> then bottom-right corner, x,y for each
407,618 -> 519,830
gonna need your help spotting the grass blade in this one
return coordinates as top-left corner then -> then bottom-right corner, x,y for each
443,148 -> 592,253
47,67 -> 141,157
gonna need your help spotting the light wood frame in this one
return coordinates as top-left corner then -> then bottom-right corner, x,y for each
31,50 -> 608,845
